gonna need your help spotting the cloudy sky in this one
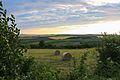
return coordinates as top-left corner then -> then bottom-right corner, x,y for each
3,0 -> 120,34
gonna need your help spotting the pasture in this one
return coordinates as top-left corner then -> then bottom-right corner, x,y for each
20,34 -> 101,49
48,36 -> 74,40
25,48 -> 98,74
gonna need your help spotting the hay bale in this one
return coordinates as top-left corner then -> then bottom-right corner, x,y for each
62,52 -> 72,61
54,50 -> 60,56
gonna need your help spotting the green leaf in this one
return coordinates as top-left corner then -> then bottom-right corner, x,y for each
11,14 -> 15,19
0,7 -> 3,11
9,18 -> 14,21
0,11 -> 3,14
0,1 -> 3,7
4,9 -> 7,15
7,17 -> 9,22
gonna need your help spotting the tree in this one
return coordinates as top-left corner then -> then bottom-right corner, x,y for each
0,1 -> 33,79
39,40 -> 45,48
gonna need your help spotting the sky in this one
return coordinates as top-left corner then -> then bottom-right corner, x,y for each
3,0 -> 120,34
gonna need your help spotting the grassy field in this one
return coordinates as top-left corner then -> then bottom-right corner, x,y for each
20,34 -> 101,47
25,48 -> 98,74
48,36 -> 74,40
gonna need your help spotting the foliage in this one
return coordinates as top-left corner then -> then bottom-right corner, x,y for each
95,33 -> 120,78
24,62 -> 60,80
69,50 -> 88,80
39,40 -> 45,48
0,1 -> 34,80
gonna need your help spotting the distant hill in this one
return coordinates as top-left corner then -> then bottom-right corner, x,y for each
20,34 -> 102,37
19,34 -> 102,49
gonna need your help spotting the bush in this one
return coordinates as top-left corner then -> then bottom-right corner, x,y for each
69,50 -> 88,80
0,1 -> 33,79
25,62 -> 61,80
95,33 -> 120,78
39,40 -> 45,48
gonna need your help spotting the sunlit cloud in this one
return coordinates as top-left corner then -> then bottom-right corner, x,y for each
3,0 -> 120,34
21,26 -> 67,34
85,0 -> 120,6
21,20 -> 120,34
63,20 -> 120,34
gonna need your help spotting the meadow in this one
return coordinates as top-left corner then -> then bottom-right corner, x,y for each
20,34 -> 101,49
25,48 -> 98,75
21,35 -> 101,76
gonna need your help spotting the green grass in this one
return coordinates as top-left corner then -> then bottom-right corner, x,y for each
24,48 -> 98,75
48,36 -> 74,40
25,49 -> 85,61
20,35 -> 101,47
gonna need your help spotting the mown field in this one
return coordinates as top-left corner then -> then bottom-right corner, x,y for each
25,48 -> 98,75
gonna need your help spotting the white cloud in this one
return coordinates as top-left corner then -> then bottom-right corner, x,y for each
7,0 -> 120,30
85,0 -> 120,6
63,20 -> 120,34
21,20 -> 120,34
80,7 -> 88,13
13,10 -> 39,16
87,16 -> 103,20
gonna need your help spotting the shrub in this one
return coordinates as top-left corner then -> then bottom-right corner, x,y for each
39,40 -> 45,48
0,1 -> 33,79
26,62 -> 60,80
95,33 -> 120,78
69,50 -> 88,80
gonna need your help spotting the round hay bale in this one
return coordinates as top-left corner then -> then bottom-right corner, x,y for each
54,50 -> 60,56
62,52 -> 72,61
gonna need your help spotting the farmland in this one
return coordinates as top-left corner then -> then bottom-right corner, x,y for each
20,34 -> 102,49
20,34 -> 101,75
20,34 -> 120,80
24,48 -> 98,75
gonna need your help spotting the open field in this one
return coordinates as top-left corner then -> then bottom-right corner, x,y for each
25,48 -> 98,74
48,36 -> 74,40
20,34 -> 101,49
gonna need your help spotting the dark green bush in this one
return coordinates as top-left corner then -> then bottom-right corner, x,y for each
25,62 -> 59,80
95,33 -> 120,78
39,40 -> 45,48
0,1 -> 34,79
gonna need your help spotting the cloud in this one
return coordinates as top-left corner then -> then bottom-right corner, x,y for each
85,0 -> 120,6
21,26 -> 67,34
4,0 -> 120,31
63,20 -> 120,34
21,20 -> 120,34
